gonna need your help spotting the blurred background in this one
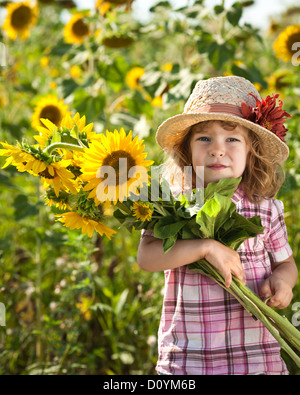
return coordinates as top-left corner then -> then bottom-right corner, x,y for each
0,0 -> 299,375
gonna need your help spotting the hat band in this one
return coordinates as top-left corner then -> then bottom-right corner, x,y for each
185,103 -> 243,118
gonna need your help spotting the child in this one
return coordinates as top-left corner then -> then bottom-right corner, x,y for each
137,76 -> 298,375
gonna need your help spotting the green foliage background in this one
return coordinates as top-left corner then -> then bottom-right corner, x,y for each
0,0 -> 299,375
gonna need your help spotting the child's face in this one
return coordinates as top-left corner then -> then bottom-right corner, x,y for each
190,121 -> 249,187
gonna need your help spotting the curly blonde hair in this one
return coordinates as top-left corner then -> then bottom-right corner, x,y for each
161,120 -> 285,203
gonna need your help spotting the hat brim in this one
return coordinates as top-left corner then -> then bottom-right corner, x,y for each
156,112 -> 289,163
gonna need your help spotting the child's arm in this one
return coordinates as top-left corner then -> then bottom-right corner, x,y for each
261,256 -> 298,309
137,236 -> 246,287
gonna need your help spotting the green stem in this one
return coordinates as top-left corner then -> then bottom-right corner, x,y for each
43,142 -> 85,155
152,201 -> 170,217
229,280 -> 300,367
189,260 -> 300,368
234,280 -> 300,349
115,201 -> 131,215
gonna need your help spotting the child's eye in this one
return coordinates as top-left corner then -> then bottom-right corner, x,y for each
228,138 -> 239,142
196,136 -> 210,142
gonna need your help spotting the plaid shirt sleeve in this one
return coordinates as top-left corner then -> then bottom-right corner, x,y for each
264,199 -> 293,263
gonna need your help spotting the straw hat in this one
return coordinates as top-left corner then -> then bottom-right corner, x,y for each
156,76 -> 290,163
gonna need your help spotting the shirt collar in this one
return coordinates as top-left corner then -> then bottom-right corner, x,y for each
231,184 -> 245,204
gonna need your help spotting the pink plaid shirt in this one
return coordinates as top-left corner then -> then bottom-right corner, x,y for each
142,186 -> 293,375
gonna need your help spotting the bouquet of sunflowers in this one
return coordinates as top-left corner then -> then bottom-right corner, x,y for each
0,112 -> 153,239
1,113 -> 300,367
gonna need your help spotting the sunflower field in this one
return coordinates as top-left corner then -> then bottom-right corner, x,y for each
0,0 -> 300,375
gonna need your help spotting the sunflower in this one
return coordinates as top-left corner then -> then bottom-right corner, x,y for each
0,142 -> 47,174
95,0 -> 112,16
2,1 -> 39,40
0,88 -> 8,108
95,0 -> 133,14
268,70 -> 293,92
0,142 -> 78,196
63,13 -> 90,44
56,211 -> 116,239
132,201 -> 153,221
70,65 -> 81,79
107,0 -> 129,4
102,32 -> 134,48
40,160 -> 79,197
40,56 -> 49,67
273,25 -> 300,62
76,294 -> 93,321
126,67 -> 145,90
151,96 -> 163,107
45,198 -> 71,211
45,188 -> 72,211
80,128 -> 153,204
31,95 -> 69,130
161,63 -> 173,72
34,112 -> 97,148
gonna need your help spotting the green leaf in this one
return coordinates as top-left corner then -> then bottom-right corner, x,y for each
125,91 -> 153,118
49,40 -> 73,56
70,125 -> 80,140
214,5 -> 224,14
13,194 -> 39,221
196,193 -> 236,238
277,172 -> 298,196
50,126 -> 61,145
149,1 -> 172,12
153,216 -> 186,239
176,206 -> 192,219
231,63 -> 267,89
197,32 -> 215,54
182,218 -> 203,239
61,78 -> 79,98
97,57 -> 128,92
226,3 -> 243,26
115,289 -> 129,315
204,177 -> 241,201
163,235 -> 177,254
0,173 -> 17,189
73,90 -> 106,121
208,40 -> 237,69
222,229 -> 253,250
218,213 -> 264,249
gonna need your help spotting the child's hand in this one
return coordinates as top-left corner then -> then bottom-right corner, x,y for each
261,276 -> 293,309
203,239 -> 246,288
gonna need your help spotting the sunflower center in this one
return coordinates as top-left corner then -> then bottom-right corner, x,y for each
138,205 -> 150,216
40,105 -> 62,126
39,168 -> 55,179
72,19 -> 89,37
287,33 -> 300,56
102,150 -> 136,185
11,6 -> 32,29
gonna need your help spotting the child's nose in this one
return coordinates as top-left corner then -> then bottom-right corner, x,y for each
209,143 -> 225,157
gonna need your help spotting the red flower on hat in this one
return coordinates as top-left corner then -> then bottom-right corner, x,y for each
241,93 -> 291,142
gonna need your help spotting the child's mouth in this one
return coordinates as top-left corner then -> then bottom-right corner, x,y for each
207,164 -> 228,171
